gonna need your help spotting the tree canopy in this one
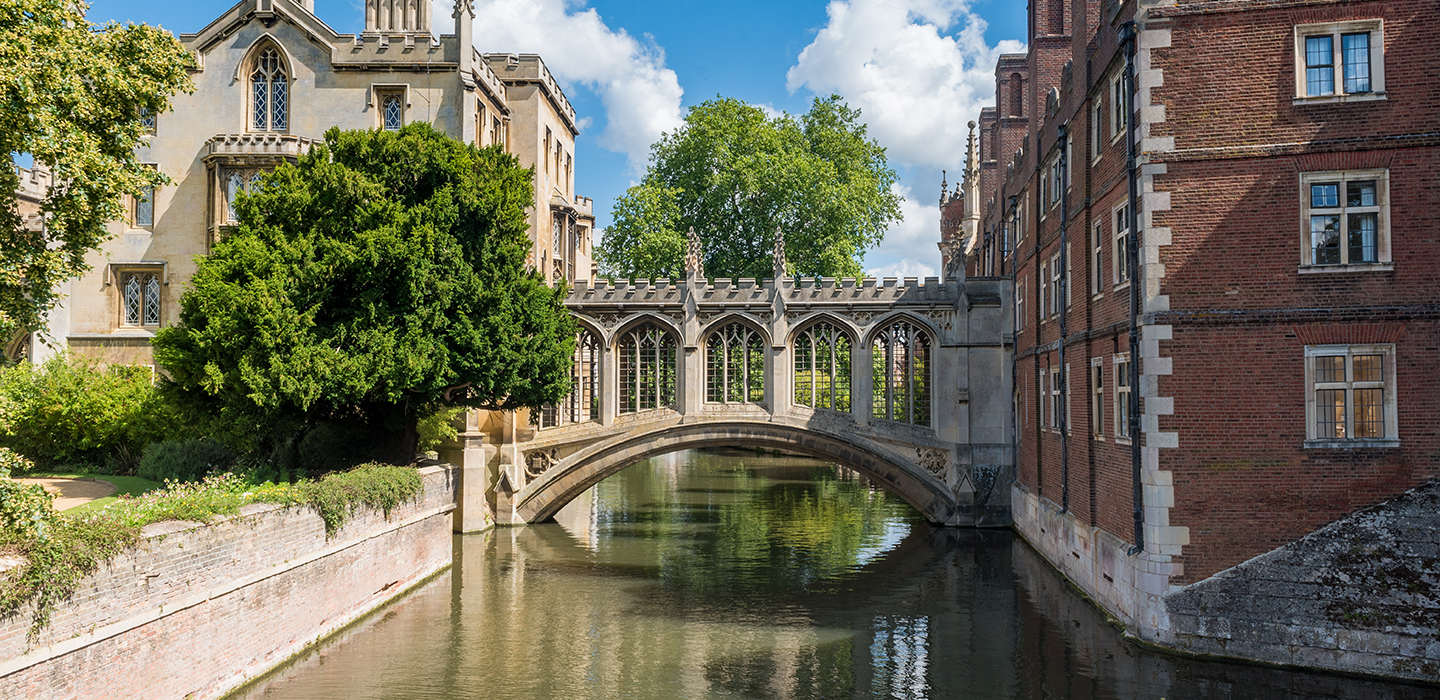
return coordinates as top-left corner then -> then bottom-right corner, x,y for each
1,0 -> 194,340
598,95 -> 902,280
152,124 -> 576,463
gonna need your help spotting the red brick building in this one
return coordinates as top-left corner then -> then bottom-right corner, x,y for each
965,0 -> 1439,635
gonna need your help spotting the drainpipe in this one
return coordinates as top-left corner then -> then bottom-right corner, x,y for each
1057,123 -> 1070,514
1121,20 -> 1145,556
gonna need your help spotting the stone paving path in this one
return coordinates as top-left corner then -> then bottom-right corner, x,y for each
17,477 -> 116,510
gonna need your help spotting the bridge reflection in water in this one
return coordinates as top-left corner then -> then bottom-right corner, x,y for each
232,450 -> 1433,700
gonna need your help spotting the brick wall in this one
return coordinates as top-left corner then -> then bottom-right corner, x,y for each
0,465 -> 457,700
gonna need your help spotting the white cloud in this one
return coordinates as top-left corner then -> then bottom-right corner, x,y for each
865,182 -> 940,277
787,0 -> 1024,170
464,0 -> 685,173
866,259 -> 937,279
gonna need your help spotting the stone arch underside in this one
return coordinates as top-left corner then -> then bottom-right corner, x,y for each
513,420 -> 959,526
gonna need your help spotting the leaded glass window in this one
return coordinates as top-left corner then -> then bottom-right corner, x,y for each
134,186 -> 154,227
1311,349 -> 1390,441
121,271 -> 161,326
1306,173 -> 1383,266
251,48 -> 287,131
540,328 -> 602,428
706,322 -> 765,404
618,323 -> 677,414
871,318 -> 931,426
382,94 -> 403,131
793,321 -> 851,412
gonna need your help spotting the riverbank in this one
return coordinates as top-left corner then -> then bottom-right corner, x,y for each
0,464 -> 456,700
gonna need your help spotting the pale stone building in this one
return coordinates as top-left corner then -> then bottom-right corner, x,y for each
22,0 -> 594,367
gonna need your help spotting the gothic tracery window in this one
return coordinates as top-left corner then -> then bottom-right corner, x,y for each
706,322 -> 765,404
539,328 -> 601,429
793,321 -> 852,412
382,94 -> 403,131
224,169 -> 268,224
871,318 -> 932,426
251,48 -> 288,132
618,323 -> 677,414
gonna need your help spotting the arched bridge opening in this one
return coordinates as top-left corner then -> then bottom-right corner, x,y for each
514,420 -> 962,526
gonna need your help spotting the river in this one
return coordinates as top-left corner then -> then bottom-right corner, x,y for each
231,449 -> 1433,699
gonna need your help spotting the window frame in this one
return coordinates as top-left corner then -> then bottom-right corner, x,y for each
1091,219 -> 1104,297
1109,72 -> 1127,144
113,264 -> 165,330
1113,352 -> 1131,442
1048,365 -> 1060,433
1090,357 -> 1104,439
1293,20 -> 1385,104
1090,100 -> 1103,163
1112,200 -> 1132,288
1015,277 -> 1026,332
1298,169 -> 1391,272
248,46 -> 290,133
1304,344 -> 1398,448
792,320 -> 853,414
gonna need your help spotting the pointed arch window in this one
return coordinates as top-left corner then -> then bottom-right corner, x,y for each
618,323 -> 677,414
794,321 -> 852,412
540,328 -> 601,428
871,318 -> 932,426
251,48 -> 288,132
119,269 -> 162,327
706,322 -> 765,404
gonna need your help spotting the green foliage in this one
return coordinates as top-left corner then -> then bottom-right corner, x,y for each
0,448 -> 54,539
0,0 -> 194,338
417,407 -> 466,453
0,354 -> 179,471
153,123 -> 576,464
600,95 -> 902,280
295,463 -> 424,533
0,465 -> 423,640
136,437 -> 236,484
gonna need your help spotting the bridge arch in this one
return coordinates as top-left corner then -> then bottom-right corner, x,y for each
699,312 -> 773,344
513,420 -> 959,526
863,310 -> 940,346
785,311 -> 863,346
607,312 -> 682,349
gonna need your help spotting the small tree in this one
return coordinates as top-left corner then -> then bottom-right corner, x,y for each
599,95 -> 902,280
0,0 -> 194,339
153,124 -> 576,466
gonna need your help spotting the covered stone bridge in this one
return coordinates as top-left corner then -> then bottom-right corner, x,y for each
442,252 -> 1014,530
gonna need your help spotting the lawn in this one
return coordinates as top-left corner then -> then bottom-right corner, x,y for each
26,473 -> 164,513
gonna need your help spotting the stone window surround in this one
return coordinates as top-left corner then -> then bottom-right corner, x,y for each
1297,168 -> 1392,273
369,84 -> 412,130
1303,343 -> 1399,448
108,262 -> 167,332
1091,219 -> 1104,298
1108,71 -> 1126,144
1292,19 -> 1385,105
245,43 -> 290,134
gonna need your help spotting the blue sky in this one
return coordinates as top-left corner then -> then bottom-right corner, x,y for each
88,0 -> 1026,277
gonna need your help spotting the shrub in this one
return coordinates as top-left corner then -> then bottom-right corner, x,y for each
0,448 -> 54,540
417,407 -> 465,453
0,463 -> 424,640
0,355 -> 182,472
136,437 -> 236,483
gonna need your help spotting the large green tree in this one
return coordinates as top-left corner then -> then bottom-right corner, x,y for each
153,124 -> 576,465
1,0 -> 193,339
599,95 -> 902,280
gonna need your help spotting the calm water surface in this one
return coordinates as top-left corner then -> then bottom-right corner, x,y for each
233,450 -> 1433,699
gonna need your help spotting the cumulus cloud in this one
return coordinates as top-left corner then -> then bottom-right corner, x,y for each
865,182 -> 940,278
787,0 -> 1024,170
463,0 -> 685,173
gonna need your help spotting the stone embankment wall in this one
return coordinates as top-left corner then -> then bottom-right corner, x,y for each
0,464 -> 457,700
1162,481 -> 1440,682
1016,480 -> 1440,683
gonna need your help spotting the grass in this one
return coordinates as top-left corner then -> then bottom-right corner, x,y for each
22,473 -> 163,514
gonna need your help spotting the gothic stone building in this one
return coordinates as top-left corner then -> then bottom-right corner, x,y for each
961,0 -> 1438,650
22,0 -> 595,366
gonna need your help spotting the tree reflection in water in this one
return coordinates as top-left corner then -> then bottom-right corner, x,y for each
231,449 -> 1439,700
